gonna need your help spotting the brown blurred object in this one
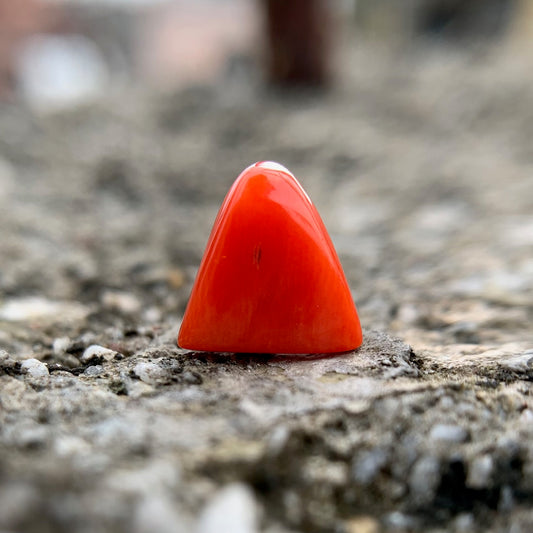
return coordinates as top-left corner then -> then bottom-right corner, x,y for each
263,0 -> 331,87
0,0 -> 64,97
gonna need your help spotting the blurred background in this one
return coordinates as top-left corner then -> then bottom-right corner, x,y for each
1,0 -> 533,354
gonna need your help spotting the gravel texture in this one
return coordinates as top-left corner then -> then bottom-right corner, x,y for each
1,42 -> 533,532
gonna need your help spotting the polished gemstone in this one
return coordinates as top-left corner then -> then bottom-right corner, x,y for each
178,161 -> 362,354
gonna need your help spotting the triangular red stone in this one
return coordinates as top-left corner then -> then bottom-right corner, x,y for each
178,161 -> 362,354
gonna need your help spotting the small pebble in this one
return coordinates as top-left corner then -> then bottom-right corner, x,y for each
57,352 -> 82,369
345,516 -> 380,533
197,483 -> 259,533
396,303 -> 420,325
127,381 -> 155,399
429,424 -> 468,443
438,395 -> 455,410
499,485 -> 515,511
353,448 -> 388,485
520,409 -> 533,425
84,365 -> 104,377
143,307 -> 162,323
106,459 -> 180,495
20,358 -> 49,378
467,455 -> 493,489
54,435 -> 89,457
133,362 -> 167,385
266,425 -> 290,456
52,337 -> 70,355
384,511 -> 417,531
283,491 -> 302,525
409,456 -> 441,503
81,345 -> 118,363
79,331 -> 97,346
102,290 -> 141,314
134,493 -> 189,533
454,513 -> 475,533
182,370 -> 202,385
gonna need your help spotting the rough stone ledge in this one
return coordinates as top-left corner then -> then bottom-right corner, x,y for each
1,329 -> 533,532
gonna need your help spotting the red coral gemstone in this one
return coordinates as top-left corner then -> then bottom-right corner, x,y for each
178,161 -> 362,354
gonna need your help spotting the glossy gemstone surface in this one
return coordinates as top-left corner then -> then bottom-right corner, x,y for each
178,161 -> 362,354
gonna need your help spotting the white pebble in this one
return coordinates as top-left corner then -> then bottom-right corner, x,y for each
454,513 -> 475,533
102,291 -> 141,314
143,307 -> 162,323
106,460 -> 180,495
353,449 -> 388,485
134,362 -> 167,385
53,337 -> 70,355
84,365 -> 104,377
467,455 -> 493,489
54,435 -> 89,457
520,409 -> 533,425
438,395 -> 455,410
429,424 -> 468,443
134,493 -> 189,533
384,512 -> 416,530
266,425 -> 290,455
20,358 -> 49,378
197,484 -> 259,533
396,303 -> 420,325
81,344 -> 117,363
409,457 -> 441,503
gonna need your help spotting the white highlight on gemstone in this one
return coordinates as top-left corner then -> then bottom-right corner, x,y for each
240,160 -> 313,207
246,160 -> 312,204
255,160 -> 294,176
